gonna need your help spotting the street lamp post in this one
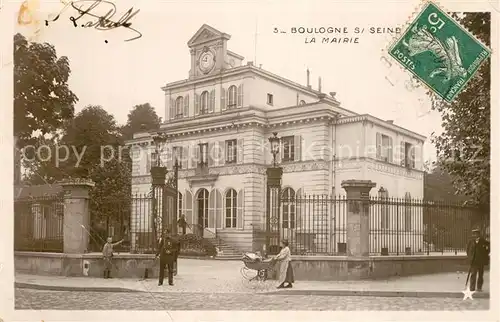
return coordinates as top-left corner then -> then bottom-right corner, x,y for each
268,132 -> 280,167
266,132 -> 283,256
150,133 -> 168,249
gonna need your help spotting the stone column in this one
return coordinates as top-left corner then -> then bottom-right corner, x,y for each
341,180 -> 376,258
60,179 -> 95,254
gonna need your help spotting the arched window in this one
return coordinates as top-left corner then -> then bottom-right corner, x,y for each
378,187 -> 389,229
197,188 -> 209,229
404,192 -> 411,231
175,96 -> 184,118
200,91 -> 209,114
178,192 -> 183,219
228,85 -> 237,108
299,100 -> 306,105
282,188 -> 296,229
225,189 -> 237,228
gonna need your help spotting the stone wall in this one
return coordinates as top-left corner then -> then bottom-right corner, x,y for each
15,251 -> 471,280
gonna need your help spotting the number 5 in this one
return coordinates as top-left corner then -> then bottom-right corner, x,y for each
428,13 -> 445,33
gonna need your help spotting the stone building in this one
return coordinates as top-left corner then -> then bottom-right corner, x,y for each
126,24 -> 426,253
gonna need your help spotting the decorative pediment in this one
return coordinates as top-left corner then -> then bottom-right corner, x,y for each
187,24 -> 230,47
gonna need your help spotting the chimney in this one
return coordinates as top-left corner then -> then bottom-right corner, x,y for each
386,120 -> 394,124
318,77 -> 322,92
259,64 -> 262,68
306,68 -> 311,88
247,61 -> 254,66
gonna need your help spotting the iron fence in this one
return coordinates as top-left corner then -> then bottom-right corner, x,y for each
281,195 -> 488,256
14,195 -> 65,252
88,194 -> 157,254
282,195 -> 348,255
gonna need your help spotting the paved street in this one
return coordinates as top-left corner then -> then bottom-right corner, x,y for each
15,288 -> 488,310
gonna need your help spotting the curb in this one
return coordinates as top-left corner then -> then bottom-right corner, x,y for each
266,289 -> 490,299
16,282 -> 490,299
15,282 -> 141,293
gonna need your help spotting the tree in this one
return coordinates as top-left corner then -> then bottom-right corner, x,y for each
424,163 -> 469,203
121,103 -> 160,140
429,13 -> 490,210
14,33 -> 78,148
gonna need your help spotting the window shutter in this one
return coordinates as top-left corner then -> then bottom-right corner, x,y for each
209,89 -> 215,113
208,189 -> 215,229
411,146 -> 416,168
215,189 -> 223,229
184,94 -> 189,117
237,84 -> 244,108
237,138 -> 244,164
237,189 -> 244,229
195,144 -> 201,166
185,190 -> 193,230
221,87 -> 226,111
220,140 -> 226,165
170,99 -> 175,120
146,149 -> 152,174
296,188 -> 302,230
388,137 -> 393,163
278,141 -> 284,164
182,146 -> 188,169
400,141 -> 406,166
188,145 -> 195,169
376,132 -> 381,159
208,142 -> 215,166
166,145 -> 173,169
294,135 -> 302,161
194,93 -> 200,115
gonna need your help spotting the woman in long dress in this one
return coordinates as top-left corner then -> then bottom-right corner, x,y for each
273,239 -> 294,289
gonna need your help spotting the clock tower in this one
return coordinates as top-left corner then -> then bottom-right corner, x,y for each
187,24 -> 231,79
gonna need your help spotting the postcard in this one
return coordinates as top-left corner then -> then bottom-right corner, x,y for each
1,0 -> 497,321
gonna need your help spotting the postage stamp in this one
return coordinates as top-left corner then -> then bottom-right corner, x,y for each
389,1 -> 491,103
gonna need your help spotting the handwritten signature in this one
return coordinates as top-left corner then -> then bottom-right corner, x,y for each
45,0 -> 142,42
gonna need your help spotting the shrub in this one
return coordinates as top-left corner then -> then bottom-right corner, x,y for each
177,234 -> 216,257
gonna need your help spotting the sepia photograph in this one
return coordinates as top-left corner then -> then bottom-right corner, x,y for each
1,0 -> 497,320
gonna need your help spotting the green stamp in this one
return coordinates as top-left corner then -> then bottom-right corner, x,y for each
389,2 -> 491,102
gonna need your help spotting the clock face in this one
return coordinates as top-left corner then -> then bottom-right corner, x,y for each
199,51 -> 215,73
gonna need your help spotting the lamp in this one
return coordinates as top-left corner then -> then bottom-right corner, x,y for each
151,132 -> 168,166
268,132 -> 281,167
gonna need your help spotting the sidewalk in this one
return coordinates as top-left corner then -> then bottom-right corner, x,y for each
15,259 -> 490,298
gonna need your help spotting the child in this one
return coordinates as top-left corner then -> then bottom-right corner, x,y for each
102,237 -> 124,279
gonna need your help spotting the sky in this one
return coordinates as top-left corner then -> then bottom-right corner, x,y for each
15,0 -> 449,162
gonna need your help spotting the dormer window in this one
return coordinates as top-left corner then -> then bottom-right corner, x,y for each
299,100 -> 306,105
267,93 -> 274,106
228,85 -> 237,108
200,91 -> 209,114
175,96 -> 184,118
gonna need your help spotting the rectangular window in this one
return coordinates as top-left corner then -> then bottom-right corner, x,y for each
173,146 -> 183,168
267,93 -> 274,105
404,142 -> 415,168
225,139 -> 237,163
199,143 -> 208,165
381,134 -> 390,161
148,152 -> 158,172
282,136 -> 295,162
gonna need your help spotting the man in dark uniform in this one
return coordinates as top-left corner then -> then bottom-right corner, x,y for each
466,228 -> 490,292
156,230 -> 176,286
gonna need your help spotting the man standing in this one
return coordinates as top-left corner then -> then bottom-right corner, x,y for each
156,230 -> 176,286
466,228 -> 490,292
177,215 -> 188,235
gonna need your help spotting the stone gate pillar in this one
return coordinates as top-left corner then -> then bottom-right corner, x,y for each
60,178 -> 95,254
341,180 -> 376,258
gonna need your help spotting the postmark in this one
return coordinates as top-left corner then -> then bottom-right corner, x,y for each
388,1 -> 491,103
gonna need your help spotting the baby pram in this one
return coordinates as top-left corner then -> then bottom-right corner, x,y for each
240,252 -> 275,281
